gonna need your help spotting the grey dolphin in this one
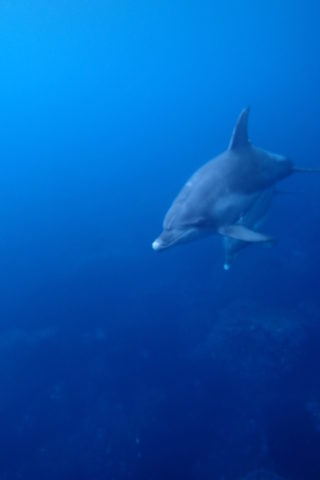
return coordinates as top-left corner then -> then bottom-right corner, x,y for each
152,108 -> 316,265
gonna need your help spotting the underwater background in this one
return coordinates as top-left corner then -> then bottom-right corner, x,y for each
0,1 -> 319,479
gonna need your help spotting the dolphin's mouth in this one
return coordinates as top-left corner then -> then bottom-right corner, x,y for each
152,234 -> 181,251
152,228 -> 197,251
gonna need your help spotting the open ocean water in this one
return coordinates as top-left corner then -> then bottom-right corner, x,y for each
0,1 -> 319,479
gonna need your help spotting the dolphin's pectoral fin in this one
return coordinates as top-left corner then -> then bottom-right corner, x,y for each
218,225 -> 274,243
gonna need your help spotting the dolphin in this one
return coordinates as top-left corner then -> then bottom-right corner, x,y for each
152,108 -> 317,265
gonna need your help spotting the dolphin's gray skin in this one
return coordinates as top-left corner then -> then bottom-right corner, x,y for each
223,187 -> 274,270
152,108 -> 296,263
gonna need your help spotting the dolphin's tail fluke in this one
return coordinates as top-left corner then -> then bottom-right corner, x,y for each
294,167 -> 320,173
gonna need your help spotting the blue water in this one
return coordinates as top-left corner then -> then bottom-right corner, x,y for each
0,1 -> 319,479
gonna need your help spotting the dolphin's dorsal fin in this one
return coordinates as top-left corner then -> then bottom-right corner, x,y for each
228,107 -> 250,150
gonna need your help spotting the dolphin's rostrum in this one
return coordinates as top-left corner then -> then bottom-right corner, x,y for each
152,108 -> 316,268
